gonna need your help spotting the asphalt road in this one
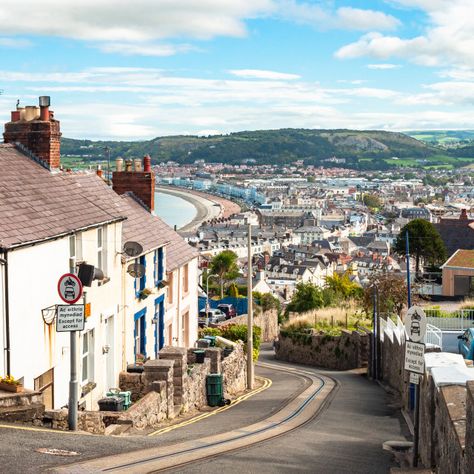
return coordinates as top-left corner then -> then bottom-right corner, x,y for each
172,356 -> 409,474
0,350 -> 408,473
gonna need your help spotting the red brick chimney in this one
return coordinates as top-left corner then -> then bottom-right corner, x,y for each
112,155 -> 155,212
3,96 -> 61,169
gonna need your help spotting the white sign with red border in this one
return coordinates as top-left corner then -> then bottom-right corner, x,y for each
57,273 -> 83,304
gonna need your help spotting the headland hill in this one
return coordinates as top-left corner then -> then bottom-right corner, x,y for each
60,128 -> 474,171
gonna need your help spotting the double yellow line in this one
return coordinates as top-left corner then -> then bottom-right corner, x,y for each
148,376 -> 272,437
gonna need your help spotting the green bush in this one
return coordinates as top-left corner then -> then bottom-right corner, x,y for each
220,324 -> 262,361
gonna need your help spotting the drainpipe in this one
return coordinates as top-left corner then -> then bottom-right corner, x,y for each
0,250 -> 11,376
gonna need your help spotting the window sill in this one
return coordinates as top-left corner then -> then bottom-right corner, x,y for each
80,381 -> 96,397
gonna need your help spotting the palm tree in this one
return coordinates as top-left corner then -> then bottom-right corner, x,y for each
210,250 -> 239,299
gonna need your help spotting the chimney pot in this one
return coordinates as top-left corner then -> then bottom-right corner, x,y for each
39,96 -> 51,107
115,158 -> 123,172
125,160 -> 133,172
143,154 -> 152,172
96,165 -> 103,178
11,111 -> 20,122
134,158 -> 142,172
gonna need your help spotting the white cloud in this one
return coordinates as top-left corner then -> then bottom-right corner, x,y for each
0,37 -> 32,48
228,69 -> 300,80
0,1 -> 276,41
97,42 -> 196,57
2,66 -> 474,138
275,2 -> 400,31
336,1 -> 474,69
367,63 -> 401,70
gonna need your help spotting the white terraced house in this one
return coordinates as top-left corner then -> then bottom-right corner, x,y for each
0,97 -> 198,410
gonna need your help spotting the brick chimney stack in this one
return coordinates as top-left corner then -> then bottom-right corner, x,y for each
112,155 -> 155,212
3,96 -> 61,169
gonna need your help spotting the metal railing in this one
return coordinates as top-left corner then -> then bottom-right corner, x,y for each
424,323 -> 443,348
425,308 -> 474,331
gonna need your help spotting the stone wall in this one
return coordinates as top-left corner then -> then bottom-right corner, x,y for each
275,329 -> 369,370
38,343 -> 247,435
118,388 -> 167,430
377,324 -> 474,473
222,344 -> 247,397
119,372 -> 146,402
219,309 -> 279,343
183,358 -> 211,412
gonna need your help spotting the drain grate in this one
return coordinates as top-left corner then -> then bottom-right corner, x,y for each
36,448 -> 80,457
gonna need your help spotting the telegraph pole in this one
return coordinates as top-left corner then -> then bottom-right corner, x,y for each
247,222 -> 254,389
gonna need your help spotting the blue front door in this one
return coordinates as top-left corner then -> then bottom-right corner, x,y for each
154,296 -> 165,357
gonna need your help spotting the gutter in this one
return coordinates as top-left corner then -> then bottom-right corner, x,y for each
0,249 -> 11,375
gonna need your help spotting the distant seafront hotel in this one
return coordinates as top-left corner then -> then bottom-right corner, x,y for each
0,97 -> 198,410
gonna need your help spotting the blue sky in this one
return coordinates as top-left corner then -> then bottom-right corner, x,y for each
0,1 -> 473,139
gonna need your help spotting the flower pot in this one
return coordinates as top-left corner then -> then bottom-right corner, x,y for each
0,382 -> 23,393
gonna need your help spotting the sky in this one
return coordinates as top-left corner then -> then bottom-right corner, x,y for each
0,0 -> 473,140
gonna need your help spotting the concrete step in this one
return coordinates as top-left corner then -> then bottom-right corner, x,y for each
0,402 -> 44,422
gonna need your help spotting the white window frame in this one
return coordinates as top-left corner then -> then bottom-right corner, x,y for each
97,226 -> 107,276
81,329 -> 95,385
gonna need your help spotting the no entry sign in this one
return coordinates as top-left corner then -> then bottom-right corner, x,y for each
57,273 -> 83,304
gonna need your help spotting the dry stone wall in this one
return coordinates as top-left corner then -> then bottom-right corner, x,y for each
275,330 -> 369,370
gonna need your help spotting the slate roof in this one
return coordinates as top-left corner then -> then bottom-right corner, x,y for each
0,144 -> 197,271
121,193 -> 197,270
442,249 -> 474,269
0,144 -> 125,249
434,221 -> 474,258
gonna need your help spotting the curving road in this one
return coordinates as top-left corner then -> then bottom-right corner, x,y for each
0,348 -> 408,473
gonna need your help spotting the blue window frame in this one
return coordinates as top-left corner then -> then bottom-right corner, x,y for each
134,255 -> 146,297
154,295 -> 165,357
154,247 -> 164,287
134,308 -> 147,360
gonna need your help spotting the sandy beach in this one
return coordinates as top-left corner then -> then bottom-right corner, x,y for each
155,185 -> 240,232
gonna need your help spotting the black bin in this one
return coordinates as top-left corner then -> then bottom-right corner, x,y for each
98,396 -> 124,412
194,350 -> 206,364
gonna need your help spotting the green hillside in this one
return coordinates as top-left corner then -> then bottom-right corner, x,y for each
61,128 -> 471,170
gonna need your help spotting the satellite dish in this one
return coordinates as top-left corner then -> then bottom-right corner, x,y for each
127,263 -> 146,278
123,241 -> 143,258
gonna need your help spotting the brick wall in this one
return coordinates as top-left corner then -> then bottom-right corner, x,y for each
4,119 -> 61,168
112,170 -> 155,211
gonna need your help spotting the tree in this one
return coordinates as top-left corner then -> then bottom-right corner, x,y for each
325,271 -> 363,300
362,193 -> 383,210
362,273 -> 408,315
394,219 -> 447,274
286,282 -> 324,314
209,250 -> 240,299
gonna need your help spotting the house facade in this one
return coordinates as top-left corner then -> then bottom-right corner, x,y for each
0,97 -> 198,410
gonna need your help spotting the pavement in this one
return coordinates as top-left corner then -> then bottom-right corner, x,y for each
0,348 -> 409,473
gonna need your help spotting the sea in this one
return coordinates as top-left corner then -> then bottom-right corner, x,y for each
154,191 -> 197,229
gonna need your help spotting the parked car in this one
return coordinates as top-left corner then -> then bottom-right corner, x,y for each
198,308 -> 227,327
457,328 -> 474,360
217,303 -> 236,320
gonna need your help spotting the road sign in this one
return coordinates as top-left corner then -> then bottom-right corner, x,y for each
405,306 -> 427,343
58,273 -> 83,304
56,305 -> 85,332
405,341 -> 425,374
410,372 -> 420,385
